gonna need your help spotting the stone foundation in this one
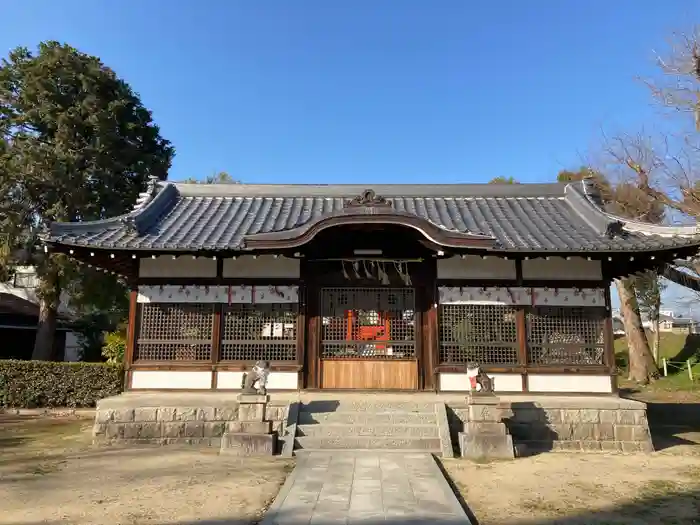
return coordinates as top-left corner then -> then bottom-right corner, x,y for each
93,392 -> 289,452
91,393 -> 654,456
447,395 -> 653,453
222,433 -> 277,455
459,395 -> 515,460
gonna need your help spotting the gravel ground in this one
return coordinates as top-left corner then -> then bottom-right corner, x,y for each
443,443 -> 700,525
0,416 -> 293,525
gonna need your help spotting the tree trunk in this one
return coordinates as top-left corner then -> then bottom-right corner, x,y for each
31,270 -> 61,361
31,297 -> 58,360
615,278 -> 659,383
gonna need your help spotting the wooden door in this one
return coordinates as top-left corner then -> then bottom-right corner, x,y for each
318,287 -> 418,390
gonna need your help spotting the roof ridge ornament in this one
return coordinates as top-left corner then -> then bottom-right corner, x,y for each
605,220 -> 626,239
121,175 -> 162,231
344,189 -> 392,208
581,178 -> 605,207
132,175 -> 161,212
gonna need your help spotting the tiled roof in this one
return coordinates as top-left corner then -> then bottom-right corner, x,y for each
47,180 -> 700,254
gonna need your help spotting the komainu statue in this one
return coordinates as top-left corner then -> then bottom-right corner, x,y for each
466,362 -> 494,394
241,360 -> 271,395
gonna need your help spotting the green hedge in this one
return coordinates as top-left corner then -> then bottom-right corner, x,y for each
0,360 -> 124,408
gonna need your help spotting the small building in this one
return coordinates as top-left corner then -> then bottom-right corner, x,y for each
659,314 -> 698,334
44,178 -> 700,395
0,292 -> 74,360
1,266 -> 82,361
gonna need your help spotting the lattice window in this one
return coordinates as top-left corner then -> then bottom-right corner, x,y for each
526,306 -> 605,365
438,304 -> 518,364
221,303 -> 298,362
135,303 -> 214,361
320,287 -> 416,359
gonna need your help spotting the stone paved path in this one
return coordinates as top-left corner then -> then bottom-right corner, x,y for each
261,452 -> 471,524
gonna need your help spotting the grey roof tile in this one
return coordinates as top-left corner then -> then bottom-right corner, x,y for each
47,181 -> 700,254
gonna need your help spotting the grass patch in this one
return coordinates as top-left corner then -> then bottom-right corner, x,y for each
615,331 -> 700,398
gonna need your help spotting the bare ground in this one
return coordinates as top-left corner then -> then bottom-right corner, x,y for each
0,415 -> 293,525
4,414 -> 700,525
443,443 -> 700,525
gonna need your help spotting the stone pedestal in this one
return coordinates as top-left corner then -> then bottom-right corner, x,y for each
221,394 -> 276,456
459,394 -> 515,460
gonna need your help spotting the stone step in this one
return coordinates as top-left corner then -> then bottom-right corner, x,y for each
294,449 -> 441,457
294,436 -> 442,451
299,401 -> 437,414
297,411 -> 437,426
297,424 -> 439,438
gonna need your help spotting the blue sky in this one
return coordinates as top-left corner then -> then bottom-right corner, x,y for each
1,1 -> 699,310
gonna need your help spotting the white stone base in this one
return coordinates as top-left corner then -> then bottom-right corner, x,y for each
439,373 -> 523,393
438,372 -> 613,394
216,371 -> 298,390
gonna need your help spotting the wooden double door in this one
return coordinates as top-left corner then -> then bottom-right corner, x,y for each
314,286 -> 420,390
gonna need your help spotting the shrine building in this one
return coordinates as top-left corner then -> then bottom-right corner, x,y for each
45,178 -> 700,395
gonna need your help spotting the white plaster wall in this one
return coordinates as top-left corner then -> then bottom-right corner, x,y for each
139,257 -> 217,278
522,257 -> 602,281
216,371 -> 299,390
439,373 -> 523,392
130,371 -> 212,389
527,374 -> 612,393
222,256 -> 300,278
437,256 -> 516,280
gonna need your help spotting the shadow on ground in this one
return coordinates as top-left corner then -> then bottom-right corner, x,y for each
645,402 -> 700,450
4,485 -> 700,523
4,481 -> 699,525
668,334 -> 700,367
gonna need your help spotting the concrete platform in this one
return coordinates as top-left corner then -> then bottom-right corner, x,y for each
261,452 -> 471,524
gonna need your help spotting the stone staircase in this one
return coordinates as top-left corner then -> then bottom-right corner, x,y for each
290,400 -> 452,456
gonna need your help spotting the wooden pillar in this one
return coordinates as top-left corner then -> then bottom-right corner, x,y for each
211,257 -> 224,389
211,305 -> 222,389
516,308 -> 529,392
303,261 -> 320,389
296,282 -> 307,389
421,259 -> 438,391
603,284 -> 618,393
124,283 -> 138,391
